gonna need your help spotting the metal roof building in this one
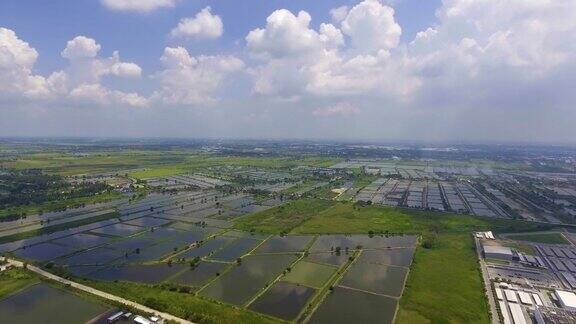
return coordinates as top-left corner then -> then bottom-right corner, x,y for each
484,245 -> 514,261
505,289 -> 518,303
555,290 -> 576,311
508,303 -> 527,324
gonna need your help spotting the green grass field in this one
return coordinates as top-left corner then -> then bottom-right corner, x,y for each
130,156 -> 339,179
0,268 -> 40,300
506,232 -> 569,244
503,241 -> 536,255
2,151 -> 191,176
234,199 -> 336,234
396,234 -> 490,324
87,280 -> 281,324
288,201 -> 550,235
235,199 -> 554,236
2,151 -> 338,178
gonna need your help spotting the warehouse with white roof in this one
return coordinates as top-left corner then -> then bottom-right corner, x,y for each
555,290 -> 576,311
483,245 -> 514,261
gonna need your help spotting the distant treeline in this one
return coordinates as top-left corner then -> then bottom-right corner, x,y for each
0,169 -> 109,209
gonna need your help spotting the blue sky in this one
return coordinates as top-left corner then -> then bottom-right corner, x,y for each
0,0 -> 439,73
0,0 -> 575,143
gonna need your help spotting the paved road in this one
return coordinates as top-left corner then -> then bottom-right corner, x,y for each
473,237 -> 501,324
5,258 -> 194,324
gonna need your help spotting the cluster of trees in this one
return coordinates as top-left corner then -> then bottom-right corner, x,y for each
0,169 -> 109,209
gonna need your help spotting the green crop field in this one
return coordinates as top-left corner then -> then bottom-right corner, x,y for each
130,156 -> 339,179
235,198 -> 555,237
234,199 -> 336,234
2,151 -> 191,176
288,201 -> 551,235
506,232 -> 569,244
396,233 -> 490,324
2,150 -> 337,178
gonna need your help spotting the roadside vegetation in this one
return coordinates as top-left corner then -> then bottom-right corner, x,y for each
0,268 -> 39,300
86,280 -> 282,324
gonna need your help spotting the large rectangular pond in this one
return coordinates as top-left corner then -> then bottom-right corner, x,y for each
339,262 -> 408,297
0,284 -> 109,324
248,281 -> 315,321
254,235 -> 313,254
199,254 -> 297,306
89,263 -> 187,284
310,286 -> 398,324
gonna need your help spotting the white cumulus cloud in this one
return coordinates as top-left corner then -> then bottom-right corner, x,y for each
330,6 -> 349,23
0,30 -> 147,108
0,27 -> 50,99
100,0 -> 178,13
170,7 -> 223,40
245,1 -> 416,100
61,36 -> 101,59
341,0 -> 401,52
246,10 -> 321,59
153,46 -> 243,106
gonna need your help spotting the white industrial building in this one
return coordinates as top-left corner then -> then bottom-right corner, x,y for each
475,231 -> 495,239
518,291 -> 532,305
483,245 -> 514,261
505,289 -> 518,303
508,303 -> 527,324
555,290 -> 576,311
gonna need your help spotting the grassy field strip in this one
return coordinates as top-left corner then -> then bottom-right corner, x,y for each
0,268 -> 41,300
234,199 -> 336,234
396,234 -> 490,324
299,250 -> 360,323
502,231 -> 570,244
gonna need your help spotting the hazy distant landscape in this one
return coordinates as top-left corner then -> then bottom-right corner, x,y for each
2,0 -> 576,323
1,138 -> 575,323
